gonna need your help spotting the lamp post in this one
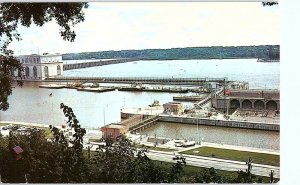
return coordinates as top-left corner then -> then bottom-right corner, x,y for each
223,78 -> 226,115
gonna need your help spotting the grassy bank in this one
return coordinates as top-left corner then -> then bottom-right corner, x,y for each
152,160 -> 278,183
180,146 -> 279,166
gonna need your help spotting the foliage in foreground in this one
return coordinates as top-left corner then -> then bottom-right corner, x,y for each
0,103 -> 277,183
0,3 -> 88,111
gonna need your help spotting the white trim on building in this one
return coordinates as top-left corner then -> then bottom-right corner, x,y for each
13,53 -> 63,80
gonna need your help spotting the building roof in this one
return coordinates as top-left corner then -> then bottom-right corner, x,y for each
102,124 -> 125,129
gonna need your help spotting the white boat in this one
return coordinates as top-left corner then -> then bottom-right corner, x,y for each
174,140 -> 196,147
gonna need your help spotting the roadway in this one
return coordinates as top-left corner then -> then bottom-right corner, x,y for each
146,150 -> 280,178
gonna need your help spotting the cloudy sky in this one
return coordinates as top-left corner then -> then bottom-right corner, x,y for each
8,2 -> 279,55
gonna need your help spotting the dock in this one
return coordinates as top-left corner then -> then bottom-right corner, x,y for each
38,83 -> 115,93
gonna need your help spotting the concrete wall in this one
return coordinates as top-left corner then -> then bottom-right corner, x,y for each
229,90 -> 279,99
121,112 -> 279,131
212,97 -> 280,110
159,116 -> 279,131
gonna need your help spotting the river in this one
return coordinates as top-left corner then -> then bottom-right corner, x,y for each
0,59 -> 280,149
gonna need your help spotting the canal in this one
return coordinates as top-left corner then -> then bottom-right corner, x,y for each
139,122 -> 279,150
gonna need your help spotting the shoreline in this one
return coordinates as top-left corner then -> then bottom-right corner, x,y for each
0,121 -> 100,130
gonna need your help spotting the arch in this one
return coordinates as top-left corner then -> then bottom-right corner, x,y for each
266,100 -> 277,110
57,65 -> 61,75
33,66 -> 37,78
18,68 -> 22,77
254,100 -> 265,110
44,66 -> 49,78
230,99 -> 240,109
10,68 -> 15,76
25,66 -> 30,77
242,99 -> 252,109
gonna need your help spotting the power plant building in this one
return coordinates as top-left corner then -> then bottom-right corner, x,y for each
12,53 -> 63,80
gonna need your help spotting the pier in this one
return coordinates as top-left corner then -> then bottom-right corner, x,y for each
63,58 -> 138,70
46,76 -> 229,85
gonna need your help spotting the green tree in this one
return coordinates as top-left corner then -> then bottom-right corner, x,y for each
0,103 -> 89,183
0,3 -> 88,111
194,167 -> 223,183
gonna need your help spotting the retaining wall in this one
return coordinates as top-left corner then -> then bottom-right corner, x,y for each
121,112 -> 279,131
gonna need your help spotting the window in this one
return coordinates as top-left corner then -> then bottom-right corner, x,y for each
33,66 -> 37,78
57,65 -> 61,75
25,66 -> 30,77
44,66 -> 49,78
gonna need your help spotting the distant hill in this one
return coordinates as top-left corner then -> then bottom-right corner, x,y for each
62,45 -> 280,61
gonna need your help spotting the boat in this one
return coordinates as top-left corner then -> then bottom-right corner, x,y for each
39,84 -> 65,89
119,82 -> 144,91
174,140 -> 196,147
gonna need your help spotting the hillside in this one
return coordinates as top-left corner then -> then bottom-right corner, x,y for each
63,45 -> 280,61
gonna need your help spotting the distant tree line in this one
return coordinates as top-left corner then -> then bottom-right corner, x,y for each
63,45 -> 280,61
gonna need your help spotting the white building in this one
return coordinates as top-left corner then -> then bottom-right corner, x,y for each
13,53 -> 63,80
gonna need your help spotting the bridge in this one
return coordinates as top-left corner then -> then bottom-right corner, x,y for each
63,58 -> 138,70
46,76 -> 229,85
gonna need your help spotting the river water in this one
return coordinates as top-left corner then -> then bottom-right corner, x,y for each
64,59 -> 279,89
1,59 -> 280,149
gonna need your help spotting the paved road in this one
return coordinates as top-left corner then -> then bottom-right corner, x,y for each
147,150 -> 280,178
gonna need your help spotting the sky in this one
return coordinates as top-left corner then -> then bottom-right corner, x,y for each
8,2 -> 279,55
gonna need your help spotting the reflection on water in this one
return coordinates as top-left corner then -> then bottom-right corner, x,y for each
140,122 -> 279,150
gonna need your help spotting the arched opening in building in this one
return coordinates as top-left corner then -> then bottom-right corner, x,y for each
25,66 -> 30,77
230,99 -> 240,109
17,68 -> 22,77
44,66 -> 49,78
242,99 -> 252,109
57,65 -> 61,75
266,100 -> 277,110
10,68 -> 15,76
33,66 -> 37,78
254,100 -> 265,110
